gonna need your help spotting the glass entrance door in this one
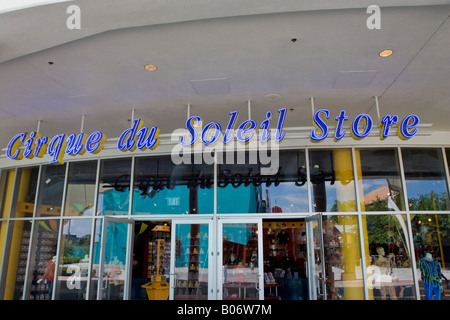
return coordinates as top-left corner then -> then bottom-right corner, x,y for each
218,219 -> 264,300
169,219 -> 213,300
306,214 -> 326,300
97,217 -> 134,300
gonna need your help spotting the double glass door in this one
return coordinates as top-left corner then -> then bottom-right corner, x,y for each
169,218 -> 263,300
97,216 -> 326,300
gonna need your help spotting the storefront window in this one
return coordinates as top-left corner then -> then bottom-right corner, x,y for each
217,150 -> 308,214
363,214 -> 415,300
402,148 -> 449,211
411,214 -> 450,300
309,150 -> 356,212
26,219 -> 60,300
263,220 -> 308,300
98,158 -> 131,216
133,156 -> 213,215
2,220 -> 33,300
132,220 -> 171,300
35,164 -> 66,217
55,218 -> 93,300
221,223 -> 259,300
0,170 -> 15,282
173,222 -> 209,300
0,169 -> 15,219
88,218 -> 101,300
323,215 -> 364,300
64,161 -> 97,216
356,149 -> 405,211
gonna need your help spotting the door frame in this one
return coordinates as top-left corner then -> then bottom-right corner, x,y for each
217,217 -> 264,300
169,217 -> 215,300
97,216 -> 135,300
305,213 -> 326,300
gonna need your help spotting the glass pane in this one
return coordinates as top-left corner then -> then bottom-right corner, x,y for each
88,218 -> 101,300
363,214 -> 415,300
132,221 -> 171,300
218,150 -> 308,213
310,218 -> 325,300
101,220 -> 131,300
0,169 -> 15,218
323,215 -> 364,300
356,149 -> 405,211
133,156 -> 213,215
402,148 -> 449,211
411,214 -> 450,300
55,219 -> 92,300
10,167 -> 39,218
309,150 -> 356,212
98,158 -> 131,216
2,220 -> 32,300
65,161 -> 97,216
0,170 -> 15,271
173,223 -> 209,300
262,220 -> 308,300
222,223 -> 259,300
36,164 -> 66,217
26,219 -> 60,300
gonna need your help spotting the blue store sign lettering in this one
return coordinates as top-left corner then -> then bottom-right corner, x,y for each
5,108 -> 420,164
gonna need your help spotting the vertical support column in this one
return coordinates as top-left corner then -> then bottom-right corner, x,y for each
352,148 -> 371,300
333,149 -> 364,299
86,159 -> 101,300
0,169 -> 17,299
4,169 -> 32,300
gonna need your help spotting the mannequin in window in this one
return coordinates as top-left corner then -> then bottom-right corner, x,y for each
249,251 -> 258,272
374,247 -> 397,300
37,255 -> 56,298
109,256 -> 124,285
418,252 -> 448,300
226,253 -> 239,266
277,229 -> 290,245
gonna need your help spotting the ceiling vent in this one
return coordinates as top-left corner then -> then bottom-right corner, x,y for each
332,70 -> 378,89
190,78 -> 231,96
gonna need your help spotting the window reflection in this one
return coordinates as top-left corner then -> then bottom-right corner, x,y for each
3,220 -> 33,300
323,215 -> 364,300
222,223 -> 259,300
411,214 -> 450,300
309,150 -> 356,212
174,223 -> 209,299
217,150 -> 308,214
98,158 -> 131,216
65,161 -> 97,216
27,219 -> 60,300
363,214 -> 415,300
10,167 -> 39,218
402,148 -> 449,211
133,155 -> 213,215
356,149 -> 405,211
36,164 -> 66,217
55,219 -> 93,300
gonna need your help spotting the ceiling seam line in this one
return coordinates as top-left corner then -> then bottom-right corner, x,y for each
365,14 -> 450,116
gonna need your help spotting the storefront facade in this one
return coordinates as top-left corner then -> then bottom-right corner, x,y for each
1,125 -> 450,300
1,1 -> 450,301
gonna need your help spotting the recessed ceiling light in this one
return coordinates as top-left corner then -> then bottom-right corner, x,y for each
379,49 -> 394,57
144,64 -> 157,71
